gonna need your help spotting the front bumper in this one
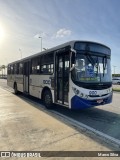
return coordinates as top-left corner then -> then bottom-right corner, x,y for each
71,93 -> 113,109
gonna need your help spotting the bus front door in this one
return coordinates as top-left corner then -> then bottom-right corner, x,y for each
23,61 -> 29,93
56,52 -> 69,105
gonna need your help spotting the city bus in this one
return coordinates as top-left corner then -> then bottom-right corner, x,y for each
7,40 -> 112,109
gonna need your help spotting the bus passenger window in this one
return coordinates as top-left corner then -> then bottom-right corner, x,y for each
11,65 -> 14,74
48,64 -> 54,73
41,64 -> 53,74
14,63 -> 19,74
19,63 -> 23,74
8,65 -> 11,74
41,65 -> 47,73
32,57 -> 40,74
51,64 -> 54,73
37,65 -> 40,73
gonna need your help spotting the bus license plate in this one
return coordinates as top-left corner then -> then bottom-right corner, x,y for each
97,99 -> 103,104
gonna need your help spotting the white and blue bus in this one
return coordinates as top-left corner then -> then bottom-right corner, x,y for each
7,41 -> 112,109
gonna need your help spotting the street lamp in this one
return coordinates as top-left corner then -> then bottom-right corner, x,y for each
38,36 -> 42,52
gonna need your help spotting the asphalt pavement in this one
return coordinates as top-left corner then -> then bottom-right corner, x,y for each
0,79 -> 120,160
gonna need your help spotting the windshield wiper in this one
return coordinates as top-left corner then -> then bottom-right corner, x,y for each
86,54 -> 95,67
86,54 -> 99,69
86,54 -> 99,76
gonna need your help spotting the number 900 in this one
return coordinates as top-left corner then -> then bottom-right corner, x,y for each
89,91 -> 97,95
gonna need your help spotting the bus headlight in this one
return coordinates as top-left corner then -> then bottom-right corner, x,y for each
76,89 -> 79,95
85,95 -> 88,99
80,93 -> 84,97
72,87 -> 80,95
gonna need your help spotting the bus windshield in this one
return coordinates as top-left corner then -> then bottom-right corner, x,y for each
72,53 -> 112,83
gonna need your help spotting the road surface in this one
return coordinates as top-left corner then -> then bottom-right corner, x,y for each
0,79 -> 120,160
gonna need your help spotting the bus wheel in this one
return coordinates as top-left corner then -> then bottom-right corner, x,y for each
43,90 -> 53,109
14,83 -> 18,95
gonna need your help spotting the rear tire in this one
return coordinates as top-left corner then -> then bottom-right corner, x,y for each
43,90 -> 53,109
14,83 -> 18,95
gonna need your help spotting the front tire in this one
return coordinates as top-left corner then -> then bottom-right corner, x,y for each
43,90 -> 53,109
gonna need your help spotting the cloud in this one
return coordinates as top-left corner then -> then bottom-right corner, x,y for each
55,28 -> 72,38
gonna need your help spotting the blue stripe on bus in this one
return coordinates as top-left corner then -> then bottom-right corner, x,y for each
71,94 -> 112,109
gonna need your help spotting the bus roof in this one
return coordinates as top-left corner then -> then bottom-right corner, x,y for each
8,40 -> 111,65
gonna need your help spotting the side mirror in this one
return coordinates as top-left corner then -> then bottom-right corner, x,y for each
70,64 -> 75,71
71,52 -> 75,64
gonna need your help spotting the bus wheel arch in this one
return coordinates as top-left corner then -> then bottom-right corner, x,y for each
41,87 -> 53,109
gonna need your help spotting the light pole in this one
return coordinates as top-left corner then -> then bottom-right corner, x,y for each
38,36 -> 42,52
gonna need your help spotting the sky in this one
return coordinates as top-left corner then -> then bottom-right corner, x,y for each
0,0 -> 120,73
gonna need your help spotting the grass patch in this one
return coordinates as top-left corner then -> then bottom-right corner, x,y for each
113,88 -> 120,92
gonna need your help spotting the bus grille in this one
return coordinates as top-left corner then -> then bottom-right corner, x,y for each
83,84 -> 112,90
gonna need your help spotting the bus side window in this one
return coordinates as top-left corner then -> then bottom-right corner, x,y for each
8,65 -> 11,74
11,65 -> 14,74
32,59 -> 35,74
32,57 -> 40,74
48,64 -> 54,73
17,63 -> 19,74
41,65 -> 47,73
19,63 -> 23,74
14,63 -> 19,74
40,53 -> 54,74
14,64 -> 16,74
51,64 -> 54,73
41,64 -> 54,74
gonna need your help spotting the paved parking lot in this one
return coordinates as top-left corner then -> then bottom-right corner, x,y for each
0,90 -> 117,159
0,79 -> 119,159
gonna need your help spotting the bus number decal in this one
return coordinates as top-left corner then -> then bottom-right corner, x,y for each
89,91 -> 97,95
43,80 -> 51,85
